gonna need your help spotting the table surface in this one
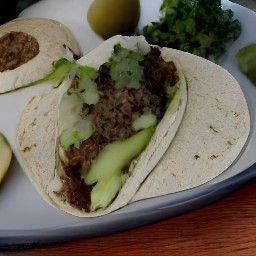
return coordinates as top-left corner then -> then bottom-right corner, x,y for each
1,179 -> 256,255
1,1 -> 256,255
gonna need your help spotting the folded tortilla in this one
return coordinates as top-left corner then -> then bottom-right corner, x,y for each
16,35 -> 187,217
0,18 -> 81,93
132,47 -> 250,202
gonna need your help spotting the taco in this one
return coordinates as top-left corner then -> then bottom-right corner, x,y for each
0,18 -> 81,93
16,35 -> 187,217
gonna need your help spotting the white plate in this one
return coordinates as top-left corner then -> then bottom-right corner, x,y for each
1,0 -> 256,248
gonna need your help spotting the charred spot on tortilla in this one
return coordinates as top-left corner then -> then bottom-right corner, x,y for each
55,44 -> 181,212
210,155 -> 218,160
22,144 -> 37,153
194,154 -> 200,160
0,31 -> 39,72
63,44 -> 81,61
209,124 -> 219,133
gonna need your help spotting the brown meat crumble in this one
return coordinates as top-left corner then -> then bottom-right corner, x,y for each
0,31 -> 39,72
56,47 -> 179,212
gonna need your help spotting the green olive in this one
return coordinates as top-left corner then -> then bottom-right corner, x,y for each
87,0 -> 140,39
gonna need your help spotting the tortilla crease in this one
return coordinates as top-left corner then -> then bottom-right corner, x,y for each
16,35 -> 187,217
0,18 -> 81,94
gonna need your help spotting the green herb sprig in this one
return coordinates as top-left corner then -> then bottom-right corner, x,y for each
141,0 -> 241,62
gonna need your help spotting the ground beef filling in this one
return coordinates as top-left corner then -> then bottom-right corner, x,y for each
0,31 -> 39,72
57,47 -> 179,211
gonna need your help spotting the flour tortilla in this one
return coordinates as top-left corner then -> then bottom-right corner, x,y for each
0,18 -> 81,93
16,35 -> 187,217
132,48 -> 250,202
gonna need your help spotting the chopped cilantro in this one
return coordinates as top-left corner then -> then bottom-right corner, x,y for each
140,0 -> 241,62
109,43 -> 144,89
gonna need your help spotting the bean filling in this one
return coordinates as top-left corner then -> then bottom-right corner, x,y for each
0,31 -> 39,72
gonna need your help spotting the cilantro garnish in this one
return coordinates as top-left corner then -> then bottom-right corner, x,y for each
141,0 -> 241,62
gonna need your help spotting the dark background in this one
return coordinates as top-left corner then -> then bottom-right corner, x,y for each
1,0 -> 255,25
0,0 -> 39,25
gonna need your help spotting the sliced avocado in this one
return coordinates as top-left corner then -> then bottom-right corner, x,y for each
28,58 -> 77,87
132,112 -> 157,131
109,43 -> 144,89
81,126 -> 154,211
90,174 -> 122,211
60,119 -> 93,149
0,133 -> 12,183
76,66 -> 100,105
59,91 -> 94,150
